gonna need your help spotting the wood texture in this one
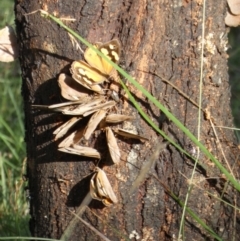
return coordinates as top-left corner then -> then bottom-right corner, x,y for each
15,0 -> 240,240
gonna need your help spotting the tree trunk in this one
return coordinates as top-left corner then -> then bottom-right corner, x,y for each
15,0 -> 240,240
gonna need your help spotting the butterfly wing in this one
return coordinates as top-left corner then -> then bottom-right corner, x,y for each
84,39 -> 121,76
71,60 -> 105,93
114,128 -> 149,141
70,39 -> 121,91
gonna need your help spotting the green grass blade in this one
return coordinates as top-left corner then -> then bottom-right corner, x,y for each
42,12 -> 240,193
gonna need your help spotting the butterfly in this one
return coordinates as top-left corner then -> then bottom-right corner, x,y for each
71,39 -> 121,93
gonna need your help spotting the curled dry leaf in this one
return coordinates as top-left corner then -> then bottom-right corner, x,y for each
90,167 -> 118,206
228,0 -> 240,15
105,114 -> 134,124
53,116 -> 82,140
58,73 -> 91,101
83,109 -> 107,141
58,128 -> 84,148
0,26 -> 18,62
59,144 -> 101,159
61,98 -> 104,116
106,127 -> 120,164
225,11 -> 240,27
83,100 -> 116,117
32,100 -> 94,115
46,97 -> 104,116
33,99 -> 88,111
114,128 -> 149,141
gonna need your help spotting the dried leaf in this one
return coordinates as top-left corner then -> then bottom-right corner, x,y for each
62,98 -> 105,116
34,99 -> 85,111
53,116 -> 82,140
58,128 -> 84,148
83,100 -> 115,117
0,26 -> 18,62
36,97 -> 103,116
114,128 -> 149,141
90,167 -> 118,206
58,73 -> 91,101
106,127 -> 120,164
225,11 -> 240,27
59,144 -> 101,159
228,0 -> 240,15
105,114 -> 134,124
110,90 -> 120,102
83,109 -> 107,140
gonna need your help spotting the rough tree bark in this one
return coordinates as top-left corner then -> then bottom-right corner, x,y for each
15,0 -> 240,240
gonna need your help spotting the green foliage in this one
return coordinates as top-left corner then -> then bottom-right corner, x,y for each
45,12 -> 240,239
0,0 -> 15,28
0,0 -> 30,238
228,27 -> 240,127
0,1 -> 240,240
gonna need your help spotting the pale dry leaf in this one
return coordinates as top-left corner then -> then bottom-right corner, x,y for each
105,114 -> 134,124
42,97 -> 103,115
58,73 -> 91,101
47,99 -> 86,110
61,97 -> 105,116
53,116 -> 82,140
225,11 -> 240,27
58,128 -> 84,148
114,128 -> 149,141
82,100 -> 116,117
90,167 -> 118,206
106,127 -> 120,164
110,90 -> 120,102
228,0 -> 240,15
59,145 -> 101,159
0,26 -> 18,62
83,109 -> 107,140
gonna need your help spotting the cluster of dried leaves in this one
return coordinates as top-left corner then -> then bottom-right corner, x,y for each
0,25 -> 148,206
36,40 -> 148,206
